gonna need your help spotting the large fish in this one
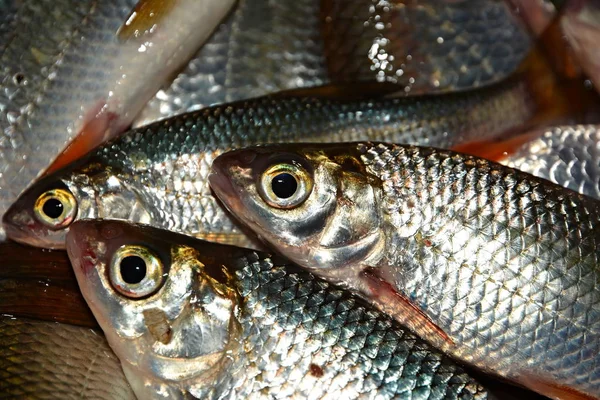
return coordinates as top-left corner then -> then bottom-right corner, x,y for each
66,218 -> 496,400
2,74 -> 548,251
209,142 -> 600,400
0,0 -> 235,240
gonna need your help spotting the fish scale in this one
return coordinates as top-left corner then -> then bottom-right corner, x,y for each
366,143 -> 600,394
66,220 -> 494,399
3,79 -> 534,250
0,316 -> 134,399
209,141 -> 600,398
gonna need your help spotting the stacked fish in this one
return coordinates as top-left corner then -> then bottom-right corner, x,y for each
1,0 -> 599,399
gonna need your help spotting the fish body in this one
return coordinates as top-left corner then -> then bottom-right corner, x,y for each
134,0 -> 328,127
0,0 -> 235,239
0,316 -> 134,399
3,80 -> 536,250
209,142 -> 600,400
321,0 -> 532,92
66,219 -> 494,400
136,0 -> 535,127
501,124 -> 600,200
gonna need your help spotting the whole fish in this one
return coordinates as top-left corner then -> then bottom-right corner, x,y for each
66,219 -> 494,400
2,78 -> 541,250
321,0 -> 531,92
0,316 -> 134,399
0,0 -> 235,240
209,142 -> 600,400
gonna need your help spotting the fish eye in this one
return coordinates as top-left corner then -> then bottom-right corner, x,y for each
109,245 -> 164,299
259,162 -> 312,209
33,188 -> 77,229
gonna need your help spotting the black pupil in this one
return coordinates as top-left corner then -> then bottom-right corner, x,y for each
271,173 -> 297,199
42,198 -> 64,219
120,256 -> 147,284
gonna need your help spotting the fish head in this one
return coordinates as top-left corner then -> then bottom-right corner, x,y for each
3,160 -> 152,250
210,143 -> 385,278
66,219 -> 241,396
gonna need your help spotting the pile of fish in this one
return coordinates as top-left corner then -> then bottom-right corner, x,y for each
1,0 -> 600,399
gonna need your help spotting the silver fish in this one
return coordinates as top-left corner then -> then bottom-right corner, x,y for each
134,0 -> 328,127
135,0 -> 535,126
3,79 -> 537,250
209,142 -> 600,400
0,0 -> 235,240
66,219 -> 495,400
502,124 -> 600,200
0,315 -> 134,399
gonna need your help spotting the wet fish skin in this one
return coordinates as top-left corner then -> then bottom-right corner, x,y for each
321,0 -> 532,92
502,124 -> 600,199
209,142 -> 600,400
0,0 -> 235,240
0,316 -> 134,399
134,0 -> 328,127
66,219 -> 494,400
3,80 -> 535,250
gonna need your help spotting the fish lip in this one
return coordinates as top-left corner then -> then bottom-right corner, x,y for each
66,221 -> 100,276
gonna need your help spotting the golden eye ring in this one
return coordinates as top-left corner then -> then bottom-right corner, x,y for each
33,188 -> 77,229
109,245 -> 164,299
258,162 -> 312,209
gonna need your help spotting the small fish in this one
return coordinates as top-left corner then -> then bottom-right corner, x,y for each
2,77 -> 543,250
209,142 -> 600,400
0,0 -> 235,239
0,316 -> 135,399
66,218 -> 495,400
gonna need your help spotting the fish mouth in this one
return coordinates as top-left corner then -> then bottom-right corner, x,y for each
66,221 -> 101,276
2,211 -> 66,249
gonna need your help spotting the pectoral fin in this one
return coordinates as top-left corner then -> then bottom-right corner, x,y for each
360,267 -> 454,348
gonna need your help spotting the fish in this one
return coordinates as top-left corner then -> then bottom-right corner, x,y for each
0,315 -> 135,399
498,124 -> 600,200
135,0 -> 536,127
321,0 -> 532,92
208,141 -> 600,400
66,218 -> 496,400
0,0 -> 236,240
2,75 -> 548,251
133,0 -> 328,127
